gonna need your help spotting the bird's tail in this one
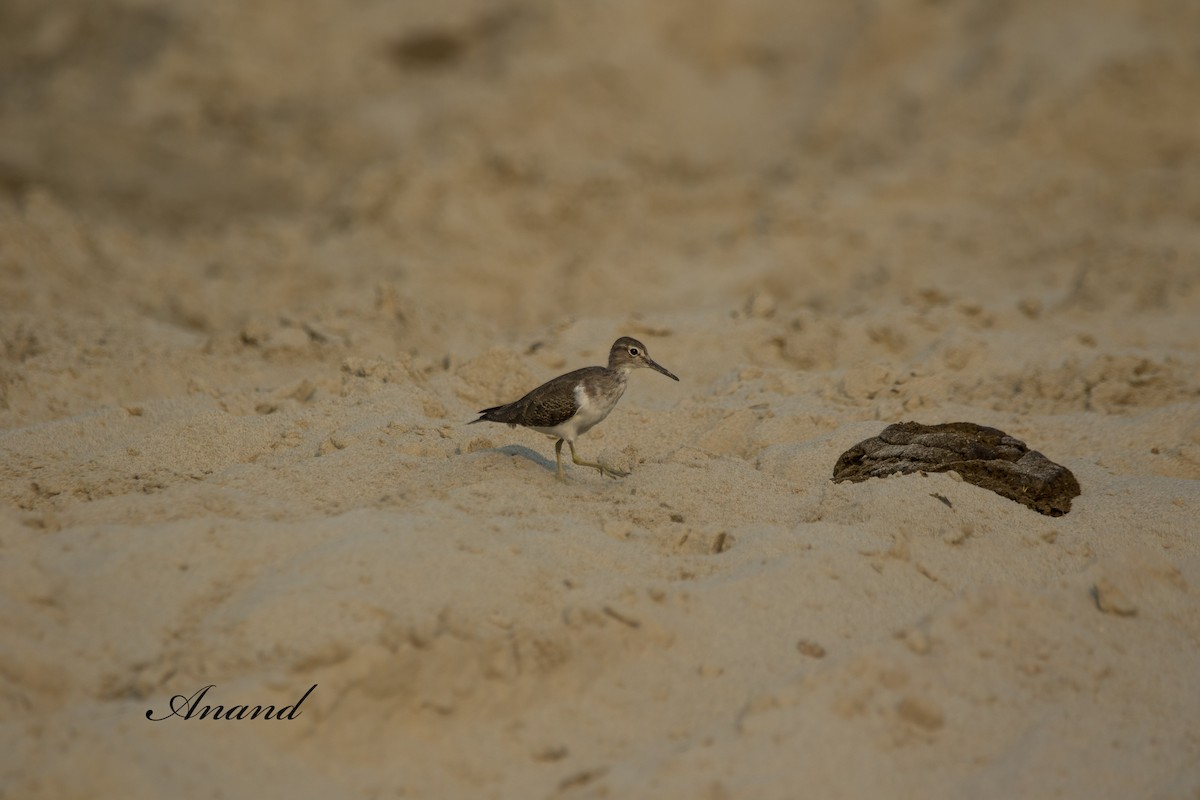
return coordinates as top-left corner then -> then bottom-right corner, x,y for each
469,403 -> 515,424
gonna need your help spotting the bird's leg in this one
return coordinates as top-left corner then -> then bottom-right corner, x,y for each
554,439 -> 566,482
568,440 -> 629,479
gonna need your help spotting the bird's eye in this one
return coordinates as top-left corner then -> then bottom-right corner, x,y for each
628,347 -> 640,356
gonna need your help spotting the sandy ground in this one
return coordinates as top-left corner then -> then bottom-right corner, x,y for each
2,0 -> 1200,797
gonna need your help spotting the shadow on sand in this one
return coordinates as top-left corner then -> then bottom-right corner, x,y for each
494,443 -> 556,474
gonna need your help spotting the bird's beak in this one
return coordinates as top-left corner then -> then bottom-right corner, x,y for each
646,358 -> 680,381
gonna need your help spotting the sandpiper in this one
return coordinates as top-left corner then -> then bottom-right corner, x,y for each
470,337 -> 679,480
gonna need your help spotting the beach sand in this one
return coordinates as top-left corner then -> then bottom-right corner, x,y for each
2,1 -> 1199,797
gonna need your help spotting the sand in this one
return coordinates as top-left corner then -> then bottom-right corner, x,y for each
2,0 -> 1199,797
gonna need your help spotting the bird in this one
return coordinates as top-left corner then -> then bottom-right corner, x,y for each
470,337 -> 679,480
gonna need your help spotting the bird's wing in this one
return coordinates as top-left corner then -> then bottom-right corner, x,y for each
519,370 -> 586,428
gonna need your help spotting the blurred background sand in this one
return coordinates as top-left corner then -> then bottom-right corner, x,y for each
2,0 -> 1199,797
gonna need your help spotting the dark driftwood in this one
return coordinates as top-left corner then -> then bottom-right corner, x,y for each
832,421 -> 1081,516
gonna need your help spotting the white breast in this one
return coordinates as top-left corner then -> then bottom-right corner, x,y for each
531,380 -> 626,442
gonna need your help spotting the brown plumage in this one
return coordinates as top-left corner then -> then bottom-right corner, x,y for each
470,337 -> 679,480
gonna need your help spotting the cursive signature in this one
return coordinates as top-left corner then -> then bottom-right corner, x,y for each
145,684 -> 316,721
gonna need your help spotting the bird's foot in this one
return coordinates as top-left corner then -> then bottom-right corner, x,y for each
600,464 -> 630,479
576,458 -> 628,479
567,442 -> 628,479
